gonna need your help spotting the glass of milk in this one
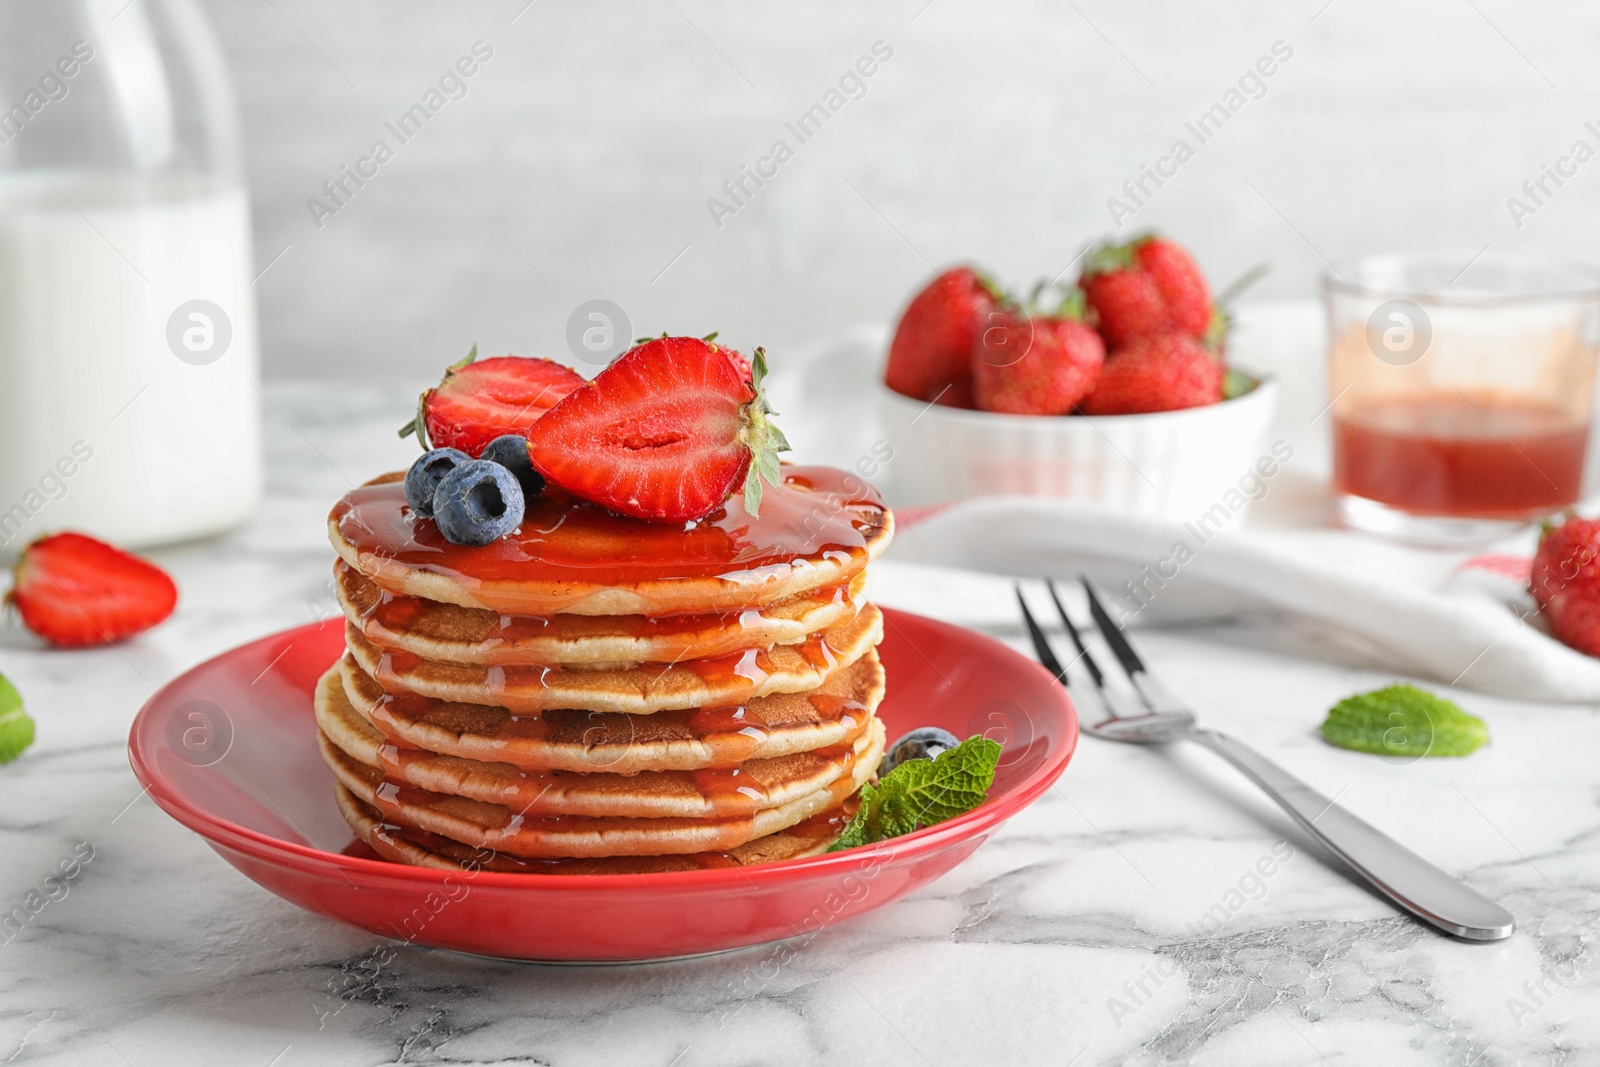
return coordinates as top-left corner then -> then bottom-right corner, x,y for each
0,0 -> 259,553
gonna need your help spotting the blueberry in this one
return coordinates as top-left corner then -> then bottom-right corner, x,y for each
880,727 -> 961,775
479,434 -> 544,500
404,447 -> 470,517
432,460 -> 525,546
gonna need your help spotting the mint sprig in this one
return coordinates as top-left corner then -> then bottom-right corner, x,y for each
1320,684 -> 1487,758
0,672 -> 35,765
828,735 -> 1002,851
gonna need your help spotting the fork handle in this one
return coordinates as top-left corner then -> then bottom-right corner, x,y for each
1184,728 -> 1514,941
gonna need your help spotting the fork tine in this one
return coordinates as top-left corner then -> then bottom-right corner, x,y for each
1014,586 -> 1069,688
1080,577 -> 1189,714
1081,576 -> 1146,677
1045,579 -> 1104,688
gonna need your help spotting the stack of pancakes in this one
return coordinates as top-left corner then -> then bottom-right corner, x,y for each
316,465 -> 894,873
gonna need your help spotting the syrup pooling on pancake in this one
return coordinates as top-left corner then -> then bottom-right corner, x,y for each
329,465 -> 891,615
333,465 -> 883,583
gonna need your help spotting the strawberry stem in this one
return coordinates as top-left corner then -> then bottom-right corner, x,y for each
737,347 -> 791,517
399,343 -> 476,445
1215,262 -> 1271,309
1082,233 -> 1152,278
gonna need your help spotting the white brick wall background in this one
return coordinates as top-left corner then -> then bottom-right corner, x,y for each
206,0 -> 1600,379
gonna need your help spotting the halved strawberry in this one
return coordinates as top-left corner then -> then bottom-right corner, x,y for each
714,342 -> 754,386
399,345 -> 586,457
7,532 -> 178,648
525,336 -> 790,523
645,331 -> 753,386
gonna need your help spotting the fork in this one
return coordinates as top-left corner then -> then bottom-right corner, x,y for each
1018,578 -> 1515,942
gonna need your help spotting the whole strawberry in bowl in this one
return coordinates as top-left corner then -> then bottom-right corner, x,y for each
883,266 -> 1001,408
1082,233 -> 1222,349
972,289 -> 1105,416
876,238 -> 1278,518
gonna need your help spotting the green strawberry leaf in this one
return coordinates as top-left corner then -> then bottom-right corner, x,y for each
1222,367 -> 1259,400
1320,684 -> 1488,758
1203,306 -> 1231,354
1055,285 -> 1088,321
1082,233 -> 1155,278
828,735 -> 1002,851
738,347 -> 790,517
0,673 -> 35,765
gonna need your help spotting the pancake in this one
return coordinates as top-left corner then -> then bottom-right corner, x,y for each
332,651 -> 885,773
335,783 -> 852,873
334,558 -> 869,668
316,667 -> 883,819
322,723 -> 883,858
327,466 -> 893,616
345,603 -> 883,715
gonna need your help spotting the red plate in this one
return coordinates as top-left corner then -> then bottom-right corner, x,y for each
128,608 -> 1077,962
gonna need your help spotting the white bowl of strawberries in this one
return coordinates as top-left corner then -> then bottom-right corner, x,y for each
877,235 -> 1278,520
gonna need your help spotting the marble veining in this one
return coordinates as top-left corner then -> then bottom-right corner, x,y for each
0,386 -> 1596,1066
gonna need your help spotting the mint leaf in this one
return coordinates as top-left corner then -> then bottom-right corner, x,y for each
1320,684 -> 1487,758
828,736 -> 1002,851
0,673 -> 34,765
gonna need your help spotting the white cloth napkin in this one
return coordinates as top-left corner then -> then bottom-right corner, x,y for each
879,497 -> 1600,704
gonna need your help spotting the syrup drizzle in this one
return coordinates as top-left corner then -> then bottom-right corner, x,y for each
374,734 -> 858,820
364,622 -> 850,705
364,694 -> 867,826
363,789 -> 863,873
347,568 -> 863,663
362,679 -> 868,761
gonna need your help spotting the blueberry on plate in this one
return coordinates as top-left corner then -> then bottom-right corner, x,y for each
432,459 -> 525,546
880,726 -> 962,775
479,434 -> 545,500
404,447 -> 470,517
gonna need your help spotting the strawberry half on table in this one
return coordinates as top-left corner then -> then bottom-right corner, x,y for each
7,532 -> 178,648
400,345 -> 586,457
1081,234 -> 1219,349
526,335 -> 790,523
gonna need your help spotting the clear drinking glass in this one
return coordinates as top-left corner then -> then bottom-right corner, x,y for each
0,0 -> 260,552
1323,252 -> 1600,545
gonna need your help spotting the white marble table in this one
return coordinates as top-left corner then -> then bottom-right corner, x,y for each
1,383 -> 1596,1067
